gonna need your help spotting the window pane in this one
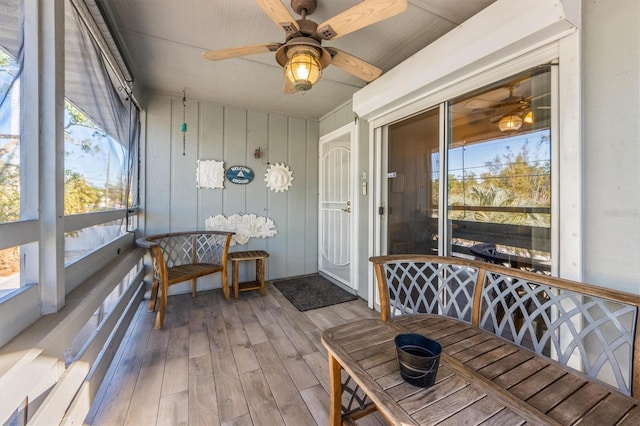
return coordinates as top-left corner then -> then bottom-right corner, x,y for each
64,101 -> 129,214
0,47 -> 21,224
0,242 -> 36,297
387,109 -> 440,255
448,67 -> 552,273
0,246 -> 19,297
65,218 -> 127,265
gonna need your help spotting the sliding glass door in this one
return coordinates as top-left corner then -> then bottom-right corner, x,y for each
382,66 -> 553,274
386,108 -> 440,255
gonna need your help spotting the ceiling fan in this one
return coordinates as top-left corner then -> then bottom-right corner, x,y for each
202,0 -> 408,93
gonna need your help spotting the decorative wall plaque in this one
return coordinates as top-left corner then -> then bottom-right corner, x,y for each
205,213 -> 277,246
264,162 -> 294,192
226,165 -> 254,184
196,159 -> 224,189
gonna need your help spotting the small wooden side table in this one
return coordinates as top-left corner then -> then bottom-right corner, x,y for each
228,250 -> 269,301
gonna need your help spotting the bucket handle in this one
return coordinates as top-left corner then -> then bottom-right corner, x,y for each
400,361 -> 438,379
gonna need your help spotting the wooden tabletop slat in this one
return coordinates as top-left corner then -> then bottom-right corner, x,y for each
438,329 -> 491,356
465,344 -> 520,371
342,331 -> 396,355
411,321 -> 470,341
397,314 -> 450,329
332,321 -> 388,341
546,381 -> 611,424
509,366 -> 567,400
478,408 -> 527,425
453,338 -> 507,363
617,403 -> 640,425
365,358 -> 399,380
476,350 -> 534,380
388,370 -> 466,404
411,385 -> 486,425
358,347 -> 396,370
570,391 -> 637,424
435,329 -> 486,348
437,395 -> 511,426
492,357 -> 549,389
376,370 -> 406,390
526,372 -> 586,413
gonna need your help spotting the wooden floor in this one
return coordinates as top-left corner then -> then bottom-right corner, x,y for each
86,281 -> 388,425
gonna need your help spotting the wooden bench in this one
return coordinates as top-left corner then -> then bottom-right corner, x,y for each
324,255 -> 640,423
136,231 -> 234,328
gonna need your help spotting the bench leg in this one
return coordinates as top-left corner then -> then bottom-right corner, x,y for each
148,277 -> 159,312
222,266 -> 230,301
155,280 -> 169,329
191,278 -> 197,298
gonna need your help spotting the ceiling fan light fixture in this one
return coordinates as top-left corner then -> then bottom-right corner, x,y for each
498,114 -> 523,132
284,46 -> 322,91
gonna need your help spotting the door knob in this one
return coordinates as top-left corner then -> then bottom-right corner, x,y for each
341,207 -> 352,213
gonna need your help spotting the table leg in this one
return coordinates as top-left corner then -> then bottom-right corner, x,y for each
258,258 -> 265,296
328,353 -> 343,426
233,261 -> 240,301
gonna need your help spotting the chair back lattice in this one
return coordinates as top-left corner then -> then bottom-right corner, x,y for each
381,260 -> 478,322
479,271 -> 637,395
151,232 -> 232,268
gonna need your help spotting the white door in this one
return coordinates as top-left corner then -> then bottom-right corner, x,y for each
319,124 -> 355,290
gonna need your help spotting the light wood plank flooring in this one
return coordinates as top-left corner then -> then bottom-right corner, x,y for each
86,281 -> 388,425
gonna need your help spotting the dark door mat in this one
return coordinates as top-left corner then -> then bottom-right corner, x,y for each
273,274 -> 357,311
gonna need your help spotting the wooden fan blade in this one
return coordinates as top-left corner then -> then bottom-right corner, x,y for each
327,48 -> 381,82
254,0 -> 300,34
202,43 -> 281,61
316,0 -> 407,40
283,78 -> 299,94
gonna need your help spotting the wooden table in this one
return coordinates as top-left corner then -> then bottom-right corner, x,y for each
321,315 -> 640,425
228,250 -> 269,301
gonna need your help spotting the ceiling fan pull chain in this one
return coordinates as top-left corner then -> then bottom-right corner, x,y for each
181,89 -> 187,156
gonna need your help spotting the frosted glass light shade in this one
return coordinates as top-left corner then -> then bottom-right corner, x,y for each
284,46 -> 322,91
498,114 -> 523,132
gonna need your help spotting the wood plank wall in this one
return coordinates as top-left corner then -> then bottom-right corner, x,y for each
142,94 -> 319,293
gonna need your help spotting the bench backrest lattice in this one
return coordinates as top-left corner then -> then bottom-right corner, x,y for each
479,271 -> 637,396
154,232 -> 229,269
370,255 -> 640,397
377,259 -> 478,322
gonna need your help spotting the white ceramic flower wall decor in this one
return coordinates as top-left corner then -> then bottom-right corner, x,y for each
196,159 -> 225,189
264,162 -> 294,192
205,213 -> 278,246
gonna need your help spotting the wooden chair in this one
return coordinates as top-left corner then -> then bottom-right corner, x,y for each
137,231 -> 234,328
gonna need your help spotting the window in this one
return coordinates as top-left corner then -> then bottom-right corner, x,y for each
0,47 -> 20,224
0,0 -> 26,296
64,101 -> 129,214
447,66 -> 552,273
63,0 -> 139,264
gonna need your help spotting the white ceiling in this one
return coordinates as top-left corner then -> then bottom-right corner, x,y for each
101,0 -> 496,119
